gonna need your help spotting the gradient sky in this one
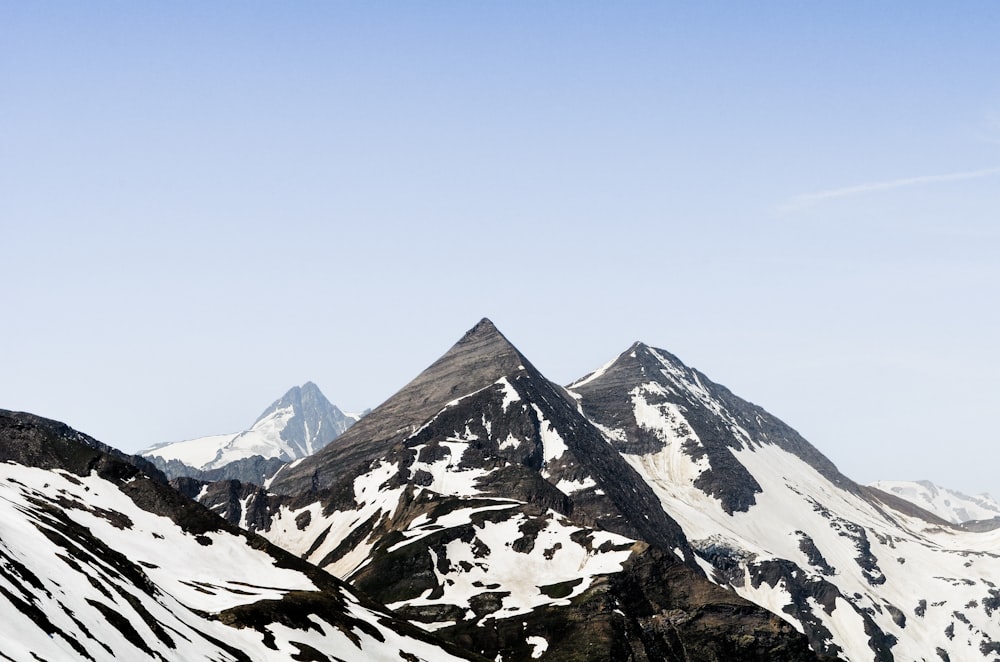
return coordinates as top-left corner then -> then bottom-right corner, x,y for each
3,3 -> 999,499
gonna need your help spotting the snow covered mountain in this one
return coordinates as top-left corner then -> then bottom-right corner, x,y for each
19,318 -> 996,661
869,479 -> 1000,525
193,320 -> 826,661
568,341 -> 1000,661
142,382 -> 360,482
0,409 -> 479,662
193,320 -> 1000,662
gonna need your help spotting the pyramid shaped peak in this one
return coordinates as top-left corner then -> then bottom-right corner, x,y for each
469,317 -> 498,333
428,318 -> 527,382
268,319 -> 539,495
457,317 -> 505,344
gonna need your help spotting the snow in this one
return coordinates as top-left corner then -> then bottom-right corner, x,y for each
141,432 -> 237,468
629,383 -> 710,473
140,405 -> 306,471
531,404 -> 568,465
0,461 -> 467,662
526,635 -> 548,658
622,435 -> 1000,662
384,502 -> 521,554
869,479 -> 1000,524
497,376 -> 520,411
408,440 -> 494,496
387,510 -> 634,625
499,433 -> 520,450
644,347 -> 753,445
555,476 -> 597,494
567,354 -> 620,389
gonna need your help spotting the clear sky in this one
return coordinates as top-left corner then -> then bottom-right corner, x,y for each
3,3 -> 999,498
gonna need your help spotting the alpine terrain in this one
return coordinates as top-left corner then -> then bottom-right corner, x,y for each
192,320 -> 831,661
142,382 -> 360,483
0,409 -> 480,662
6,318 -> 999,662
194,319 -> 1000,662
868,480 -> 1000,526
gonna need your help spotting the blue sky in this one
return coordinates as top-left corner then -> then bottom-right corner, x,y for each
3,3 -> 999,498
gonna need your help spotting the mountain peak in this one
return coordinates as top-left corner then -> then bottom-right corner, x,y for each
267,319 -> 538,495
143,382 -> 357,479
462,316 -> 500,339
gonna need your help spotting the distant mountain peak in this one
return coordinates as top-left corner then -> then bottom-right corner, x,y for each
254,380 -> 337,425
143,382 -> 359,480
869,479 -> 1000,524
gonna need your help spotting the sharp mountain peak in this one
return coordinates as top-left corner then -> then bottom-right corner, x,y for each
267,318 -> 537,494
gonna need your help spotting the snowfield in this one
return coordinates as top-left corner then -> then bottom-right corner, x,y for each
0,460 -> 470,662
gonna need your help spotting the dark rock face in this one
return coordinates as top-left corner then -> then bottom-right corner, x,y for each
0,409 -> 164,481
609,545 -> 837,662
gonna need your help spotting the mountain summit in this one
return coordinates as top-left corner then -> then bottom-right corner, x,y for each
142,381 -> 359,482
252,381 -> 358,459
265,318 -> 532,495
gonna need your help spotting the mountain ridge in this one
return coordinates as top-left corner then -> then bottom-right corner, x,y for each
869,478 -> 1000,525
0,408 -> 483,662
199,320 -> 830,660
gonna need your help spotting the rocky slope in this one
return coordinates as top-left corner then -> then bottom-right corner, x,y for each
0,409 -> 480,662
568,342 -> 1000,662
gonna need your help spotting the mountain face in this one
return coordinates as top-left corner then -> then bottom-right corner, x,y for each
198,320 -> 826,661
24,318 -> 998,661
142,382 -> 359,482
568,342 -> 1000,662
869,479 -> 1000,525
0,409 -> 480,662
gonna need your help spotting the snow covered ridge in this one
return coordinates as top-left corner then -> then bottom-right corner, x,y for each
0,409 -> 476,662
13,318 -> 1000,661
199,320 -> 825,661
141,382 -> 361,481
869,479 -> 1000,525
569,341 -> 1000,661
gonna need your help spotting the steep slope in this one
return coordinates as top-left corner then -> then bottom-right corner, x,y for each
0,409 -> 480,662
201,320 -> 826,661
143,382 -> 359,482
869,479 -> 1000,525
569,342 -> 1000,662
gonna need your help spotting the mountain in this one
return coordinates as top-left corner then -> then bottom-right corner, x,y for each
568,341 -> 1000,662
0,409 -> 481,662
869,479 -> 1000,525
142,382 -> 360,482
196,320 -> 827,661
36,317 -> 999,661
